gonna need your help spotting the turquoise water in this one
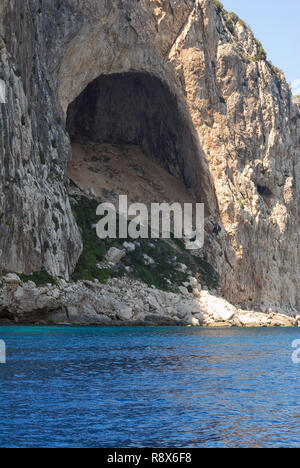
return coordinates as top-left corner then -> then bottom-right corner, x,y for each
0,326 -> 299,448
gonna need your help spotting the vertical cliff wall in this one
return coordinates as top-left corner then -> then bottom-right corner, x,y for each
0,0 -> 82,278
0,0 -> 299,311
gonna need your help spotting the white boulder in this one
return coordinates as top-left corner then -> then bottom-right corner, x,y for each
179,286 -> 189,296
105,247 -> 125,265
123,242 -> 136,252
117,307 -> 134,321
143,254 -> 155,265
189,277 -> 198,287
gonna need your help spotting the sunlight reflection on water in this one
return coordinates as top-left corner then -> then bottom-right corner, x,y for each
0,326 -> 299,448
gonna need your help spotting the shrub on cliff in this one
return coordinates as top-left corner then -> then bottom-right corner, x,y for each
214,3 -> 248,36
255,39 -> 267,61
70,195 -> 219,291
213,0 -> 224,14
225,18 -> 235,34
19,269 -> 56,286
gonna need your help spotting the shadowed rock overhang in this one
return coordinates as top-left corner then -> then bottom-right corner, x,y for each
66,72 -> 208,206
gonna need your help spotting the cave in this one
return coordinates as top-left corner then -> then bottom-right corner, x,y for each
66,72 -> 204,205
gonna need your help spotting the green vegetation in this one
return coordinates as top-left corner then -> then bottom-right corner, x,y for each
54,202 -> 64,215
213,2 -> 247,32
121,237 -> 218,291
243,54 -> 250,64
225,17 -> 235,34
227,12 -> 239,23
269,63 -> 283,85
19,269 -> 56,286
71,195 -> 219,291
213,1 -> 267,64
52,215 -> 60,232
255,39 -> 267,61
237,18 -> 246,28
238,198 -> 245,210
43,240 -> 50,251
71,197 -> 113,283
121,239 -> 189,291
45,79 -> 52,93
213,0 -> 224,14
225,12 -> 242,34
39,150 -> 46,165
227,12 -> 247,28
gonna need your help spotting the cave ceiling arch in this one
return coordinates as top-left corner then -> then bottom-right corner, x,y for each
57,12 -> 217,214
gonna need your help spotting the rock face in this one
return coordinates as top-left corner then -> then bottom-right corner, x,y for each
105,247 -> 126,265
0,0 -> 299,313
1,274 -> 297,327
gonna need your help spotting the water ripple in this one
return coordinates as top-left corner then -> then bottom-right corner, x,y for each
0,326 -> 299,448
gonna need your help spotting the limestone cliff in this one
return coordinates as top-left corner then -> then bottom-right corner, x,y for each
0,0 -> 299,316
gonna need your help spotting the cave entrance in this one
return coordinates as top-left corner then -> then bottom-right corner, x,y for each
66,72 -> 202,207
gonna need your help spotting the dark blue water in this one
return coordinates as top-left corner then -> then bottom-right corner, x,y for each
0,326 -> 299,448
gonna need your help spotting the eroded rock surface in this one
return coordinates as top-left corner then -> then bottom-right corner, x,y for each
0,0 -> 299,317
0,274 -> 298,327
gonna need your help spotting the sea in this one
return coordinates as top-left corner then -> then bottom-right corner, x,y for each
0,326 -> 299,448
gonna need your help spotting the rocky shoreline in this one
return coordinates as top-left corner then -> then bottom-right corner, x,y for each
0,273 -> 299,328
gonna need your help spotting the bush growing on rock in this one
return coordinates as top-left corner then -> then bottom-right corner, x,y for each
19,269 -> 56,286
213,0 -> 224,14
70,195 -> 219,291
255,39 -> 267,61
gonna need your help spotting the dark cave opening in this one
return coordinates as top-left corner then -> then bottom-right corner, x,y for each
66,72 -> 202,198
